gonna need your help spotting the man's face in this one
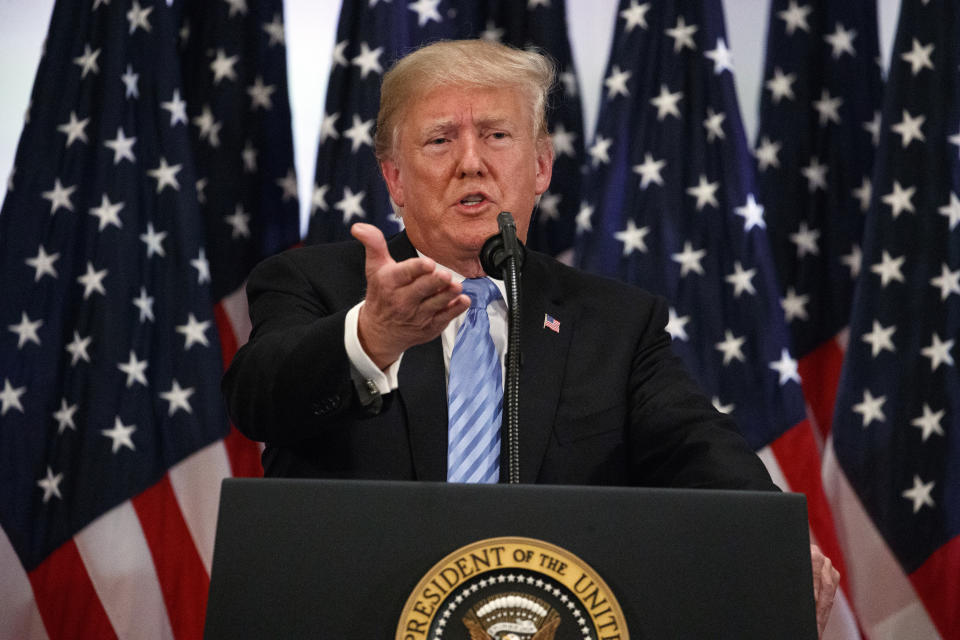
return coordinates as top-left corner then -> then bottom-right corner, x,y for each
379,84 -> 553,273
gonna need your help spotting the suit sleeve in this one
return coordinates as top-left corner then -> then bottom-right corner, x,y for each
625,295 -> 778,491
221,249 -> 366,445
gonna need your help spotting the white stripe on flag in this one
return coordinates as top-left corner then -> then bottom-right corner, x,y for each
221,283 -> 252,346
0,525 -> 49,640
821,441 -> 941,639
758,445 -> 862,640
821,588 -> 862,640
74,501 -> 175,640
756,445 -> 790,491
169,440 -> 232,574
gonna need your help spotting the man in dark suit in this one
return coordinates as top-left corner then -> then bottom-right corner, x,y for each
222,39 -> 837,634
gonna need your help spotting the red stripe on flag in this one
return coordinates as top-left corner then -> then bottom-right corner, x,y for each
798,337 -> 844,442
770,420 -> 850,592
213,301 -> 239,371
28,539 -> 117,640
224,425 -> 263,477
131,475 -> 209,640
909,535 -> 960,640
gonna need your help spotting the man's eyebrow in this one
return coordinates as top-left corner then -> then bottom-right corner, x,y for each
419,120 -> 457,138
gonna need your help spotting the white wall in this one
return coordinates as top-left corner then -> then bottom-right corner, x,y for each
0,0 -> 902,234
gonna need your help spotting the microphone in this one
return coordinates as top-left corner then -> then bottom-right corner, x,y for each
480,212 -> 523,485
480,211 -> 525,276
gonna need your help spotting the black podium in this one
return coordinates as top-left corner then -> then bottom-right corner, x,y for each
204,479 -> 817,639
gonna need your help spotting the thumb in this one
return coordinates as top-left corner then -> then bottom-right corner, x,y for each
351,222 -> 393,275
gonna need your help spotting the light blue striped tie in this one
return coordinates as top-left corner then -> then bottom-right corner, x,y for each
447,278 -> 502,484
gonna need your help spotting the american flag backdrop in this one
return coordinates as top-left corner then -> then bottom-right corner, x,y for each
756,0 -> 883,443
305,0 -> 586,258
176,0 -> 300,473
826,0 -> 960,637
0,0 -> 298,638
574,1 -> 856,637
755,2 -> 884,638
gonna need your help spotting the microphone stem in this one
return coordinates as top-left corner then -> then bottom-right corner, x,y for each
504,254 -> 521,484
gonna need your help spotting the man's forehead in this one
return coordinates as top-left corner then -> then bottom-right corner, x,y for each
406,86 -> 529,126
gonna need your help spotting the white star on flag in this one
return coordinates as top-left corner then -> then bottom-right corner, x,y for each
704,38 -> 733,74
351,41 -> 384,78
191,248 -> 210,284
725,261 -> 757,298
0,379 -> 26,415
632,153 -> 666,189
734,194 -> 765,231
101,417 -> 136,453
25,246 -> 59,281
8,312 -> 43,349
911,404 -> 945,442
619,1 -> 651,33
715,330 -> 746,365
210,48 -> 239,84
882,181 -> 916,218
176,313 -> 211,350
42,179 -> 77,214
103,127 -> 137,164
132,287 -> 155,323
604,65 -> 632,99
57,111 -> 90,147
901,38 -> 934,76
824,23 -> 857,59
147,157 -> 182,192
664,307 -> 690,341
139,222 -> 167,258
901,475 -> 936,513
861,320 -> 896,357
159,380 -> 195,416
65,331 -> 92,366
161,89 -> 188,126
335,186 -> 366,224
614,219 -> 650,255
769,349 -> 800,385
117,351 -> 149,388
852,389 -> 886,427
920,333 -> 954,371
76,262 -> 108,299
777,1 -> 812,36
36,467 -> 63,503
88,194 -> 124,231
672,241 -> 707,277
650,85 -> 683,121
870,251 -> 906,287
665,15 -> 698,52
765,67 -> 796,104
780,288 -> 810,323
52,398 -> 78,434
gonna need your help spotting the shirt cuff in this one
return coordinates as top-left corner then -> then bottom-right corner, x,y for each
344,301 -> 401,403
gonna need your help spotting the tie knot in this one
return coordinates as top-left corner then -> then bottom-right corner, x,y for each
461,278 -> 500,309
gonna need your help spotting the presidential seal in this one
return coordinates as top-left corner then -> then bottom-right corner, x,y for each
396,536 -> 628,640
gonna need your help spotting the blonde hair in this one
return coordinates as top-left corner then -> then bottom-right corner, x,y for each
374,39 -> 555,160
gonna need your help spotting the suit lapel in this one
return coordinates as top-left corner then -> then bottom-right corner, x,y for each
516,254 -> 576,483
389,233 -> 448,481
386,235 -> 574,483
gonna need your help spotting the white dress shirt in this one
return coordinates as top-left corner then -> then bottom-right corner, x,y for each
344,260 -> 508,400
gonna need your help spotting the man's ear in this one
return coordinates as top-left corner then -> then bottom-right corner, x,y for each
534,138 -> 555,196
379,158 -> 404,208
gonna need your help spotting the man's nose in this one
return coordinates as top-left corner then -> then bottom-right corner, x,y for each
456,135 -> 485,177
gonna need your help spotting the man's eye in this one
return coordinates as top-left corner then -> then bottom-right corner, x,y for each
429,137 -> 448,145
491,132 -> 508,139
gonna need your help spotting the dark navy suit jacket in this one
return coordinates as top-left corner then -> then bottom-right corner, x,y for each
222,232 -> 775,490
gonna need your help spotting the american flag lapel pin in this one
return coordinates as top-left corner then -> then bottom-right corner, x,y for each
543,313 -> 560,333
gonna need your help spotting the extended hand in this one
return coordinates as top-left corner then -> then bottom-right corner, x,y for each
351,223 -> 470,369
810,544 -> 839,638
